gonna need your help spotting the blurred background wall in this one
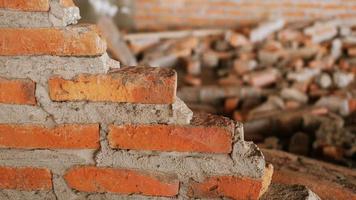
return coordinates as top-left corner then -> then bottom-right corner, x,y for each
75,0 -> 356,31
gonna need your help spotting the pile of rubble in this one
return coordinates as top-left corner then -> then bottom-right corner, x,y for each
123,19 -> 356,167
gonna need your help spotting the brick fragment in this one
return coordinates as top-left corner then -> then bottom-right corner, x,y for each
64,166 -> 179,197
0,25 -> 106,56
49,67 -> 177,104
0,166 -> 52,191
0,0 -> 49,11
0,77 -> 36,105
188,176 -> 262,200
0,124 -> 99,149
108,113 -> 234,153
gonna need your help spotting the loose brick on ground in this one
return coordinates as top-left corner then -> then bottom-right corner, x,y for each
49,67 -> 177,104
0,25 -> 106,56
0,124 -> 100,149
0,0 -> 49,11
64,166 -> 179,197
0,77 -> 36,105
108,113 -> 235,153
0,166 -> 52,191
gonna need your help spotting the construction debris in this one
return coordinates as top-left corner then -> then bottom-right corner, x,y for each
121,19 -> 355,167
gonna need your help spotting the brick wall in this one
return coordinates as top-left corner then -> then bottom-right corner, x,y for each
0,0 -> 273,199
131,0 -> 356,30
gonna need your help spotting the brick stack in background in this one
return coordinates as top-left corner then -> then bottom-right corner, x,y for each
0,1 -> 280,199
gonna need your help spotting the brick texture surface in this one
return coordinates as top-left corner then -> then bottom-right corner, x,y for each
64,166 -> 179,197
0,166 -> 52,191
188,176 -> 262,200
0,124 -> 100,149
108,113 -> 234,153
0,77 -> 36,105
132,0 -> 356,30
0,25 -> 106,56
0,0 -> 49,11
48,67 -> 177,104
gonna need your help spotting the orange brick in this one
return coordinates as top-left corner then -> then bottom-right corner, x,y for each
0,0 -> 49,11
64,166 -> 179,197
0,166 -> 52,191
108,113 -> 234,153
188,176 -> 262,200
48,67 -> 177,104
0,77 -> 36,105
0,25 -> 106,56
0,124 -> 99,149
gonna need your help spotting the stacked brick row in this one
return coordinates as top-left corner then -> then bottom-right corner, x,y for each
0,1 -> 272,199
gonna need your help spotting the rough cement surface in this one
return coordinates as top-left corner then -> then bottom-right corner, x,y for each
49,0 -> 80,27
0,11 -> 53,28
234,121 -> 245,141
261,183 -> 321,200
0,54 -> 118,82
0,149 -> 95,173
0,0 -> 80,27
0,190 -> 56,200
232,141 -> 266,180
170,97 -> 193,125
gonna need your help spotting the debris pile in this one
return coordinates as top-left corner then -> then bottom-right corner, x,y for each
124,19 -> 356,167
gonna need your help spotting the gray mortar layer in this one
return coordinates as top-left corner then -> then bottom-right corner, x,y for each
0,190 -> 57,200
0,0 -> 81,28
0,55 -> 193,125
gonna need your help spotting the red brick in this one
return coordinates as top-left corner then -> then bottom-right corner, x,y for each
0,0 -> 49,11
108,113 -> 234,153
0,25 -> 106,56
0,166 -> 52,191
188,176 -> 262,200
0,77 -> 36,105
48,67 -> 177,104
0,124 -> 99,149
64,166 -> 179,197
